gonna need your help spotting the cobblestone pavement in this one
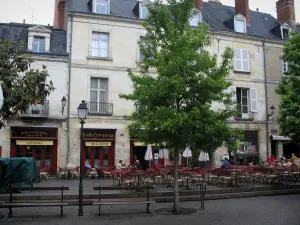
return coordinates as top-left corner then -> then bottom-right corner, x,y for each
1,195 -> 299,225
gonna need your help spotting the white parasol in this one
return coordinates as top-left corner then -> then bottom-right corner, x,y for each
182,147 -> 192,167
198,151 -> 205,162
144,144 -> 153,167
0,82 -> 3,110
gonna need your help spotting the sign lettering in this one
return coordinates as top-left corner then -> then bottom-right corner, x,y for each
83,131 -> 115,139
16,140 -> 54,146
85,142 -> 112,147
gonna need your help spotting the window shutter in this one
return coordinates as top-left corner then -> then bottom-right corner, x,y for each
234,49 -> 242,71
250,88 -> 257,112
242,49 -> 249,72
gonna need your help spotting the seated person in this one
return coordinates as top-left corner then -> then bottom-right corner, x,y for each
118,160 -> 126,169
268,155 -> 276,164
134,160 -> 143,170
221,158 -> 231,169
291,153 -> 298,163
85,160 -> 91,169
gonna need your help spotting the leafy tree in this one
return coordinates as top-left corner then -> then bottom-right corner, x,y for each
0,39 -> 54,129
276,32 -> 300,143
120,0 -> 239,213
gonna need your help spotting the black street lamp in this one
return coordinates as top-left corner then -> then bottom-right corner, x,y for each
61,96 -> 67,115
269,105 -> 275,116
77,100 -> 88,216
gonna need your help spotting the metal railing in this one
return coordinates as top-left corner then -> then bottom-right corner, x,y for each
22,100 -> 49,118
235,111 -> 254,121
87,102 -> 113,116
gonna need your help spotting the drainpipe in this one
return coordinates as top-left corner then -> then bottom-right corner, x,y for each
263,39 -> 270,161
66,13 -> 73,166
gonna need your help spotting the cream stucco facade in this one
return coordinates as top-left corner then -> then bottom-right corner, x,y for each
0,55 -> 69,172
65,12 -> 272,168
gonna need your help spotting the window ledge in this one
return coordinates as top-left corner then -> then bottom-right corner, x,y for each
235,117 -> 254,121
233,70 -> 251,75
87,56 -> 113,61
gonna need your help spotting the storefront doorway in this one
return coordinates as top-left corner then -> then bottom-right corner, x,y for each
15,145 -> 52,168
82,129 -> 115,171
10,127 -> 58,174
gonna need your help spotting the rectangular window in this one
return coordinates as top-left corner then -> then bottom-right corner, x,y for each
234,49 -> 250,72
281,53 -> 288,74
236,87 -> 257,116
282,28 -> 290,40
90,77 -> 108,114
95,0 -> 108,14
32,37 -> 45,53
189,13 -> 201,27
140,5 -> 148,19
139,37 -> 146,61
234,19 -> 246,33
92,32 -> 109,58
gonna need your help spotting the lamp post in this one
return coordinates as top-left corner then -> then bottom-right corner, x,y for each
266,105 -> 276,159
61,96 -> 67,115
77,100 -> 88,216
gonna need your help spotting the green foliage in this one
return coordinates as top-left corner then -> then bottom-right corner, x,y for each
120,0 -> 240,155
276,32 -> 300,143
0,39 -> 54,128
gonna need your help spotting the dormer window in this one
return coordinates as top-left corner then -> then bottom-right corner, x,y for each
140,5 -> 148,19
189,10 -> 201,27
281,27 -> 291,40
94,0 -> 109,14
33,37 -> 45,53
234,14 -> 247,33
27,26 -> 52,53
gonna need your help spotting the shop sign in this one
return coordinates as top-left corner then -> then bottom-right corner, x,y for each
133,142 -> 158,146
16,140 -> 54,146
85,142 -> 112,147
11,127 -> 57,138
83,129 -> 115,140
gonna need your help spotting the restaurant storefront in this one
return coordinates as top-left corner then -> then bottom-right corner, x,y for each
82,129 -> 116,170
10,126 -> 58,174
230,130 -> 260,165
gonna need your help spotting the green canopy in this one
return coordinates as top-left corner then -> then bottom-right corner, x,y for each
0,158 -> 38,193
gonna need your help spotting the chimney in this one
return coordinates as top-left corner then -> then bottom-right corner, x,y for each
276,0 -> 295,26
235,0 -> 250,25
256,8 -> 259,12
195,0 -> 203,10
23,19 -> 26,24
54,0 -> 66,29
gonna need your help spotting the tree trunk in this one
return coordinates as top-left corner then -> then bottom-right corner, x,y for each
172,149 -> 179,213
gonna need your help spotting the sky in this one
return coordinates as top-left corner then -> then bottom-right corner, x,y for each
0,0 -> 299,25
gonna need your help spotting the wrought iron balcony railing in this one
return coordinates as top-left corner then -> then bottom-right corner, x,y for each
235,111 -> 254,121
22,100 -> 49,118
87,102 -> 113,116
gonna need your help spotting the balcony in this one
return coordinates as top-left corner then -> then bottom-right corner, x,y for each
235,111 -> 254,121
22,100 -> 49,118
87,102 -> 113,116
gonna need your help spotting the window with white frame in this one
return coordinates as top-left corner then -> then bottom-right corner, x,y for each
281,53 -> 288,74
140,5 -> 148,19
236,87 -> 257,118
234,48 -> 250,72
189,12 -> 201,27
94,0 -> 108,14
32,36 -> 45,53
281,27 -> 291,40
139,37 -> 146,61
90,77 -> 108,113
91,32 -> 109,58
234,18 -> 246,33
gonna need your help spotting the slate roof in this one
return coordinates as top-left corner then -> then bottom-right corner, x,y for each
68,0 -> 286,41
0,23 -> 68,56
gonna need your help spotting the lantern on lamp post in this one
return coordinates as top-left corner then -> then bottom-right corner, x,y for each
77,100 -> 88,216
0,82 -> 3,111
